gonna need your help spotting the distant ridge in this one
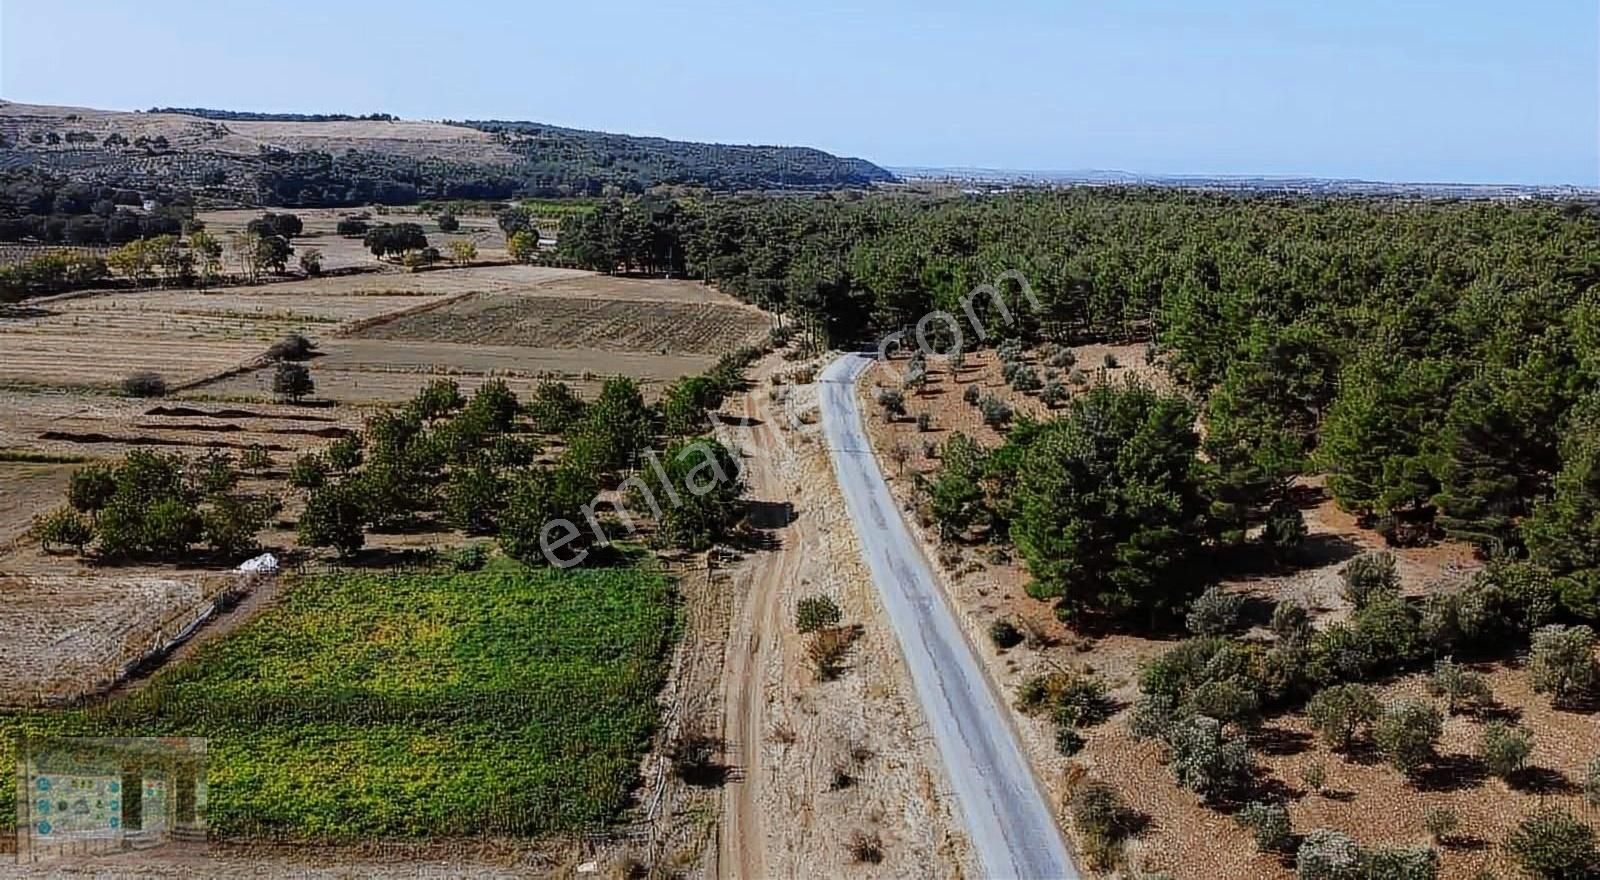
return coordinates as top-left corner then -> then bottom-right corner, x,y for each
0,101 -> 895,206
891,166 -> 1596,199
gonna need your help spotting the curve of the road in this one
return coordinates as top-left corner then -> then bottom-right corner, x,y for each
819,352 -> 1079,880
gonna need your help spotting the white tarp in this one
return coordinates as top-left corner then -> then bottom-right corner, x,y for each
236,553 -> 278,574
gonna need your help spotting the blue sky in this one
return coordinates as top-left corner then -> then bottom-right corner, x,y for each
2,0 -> 1595,184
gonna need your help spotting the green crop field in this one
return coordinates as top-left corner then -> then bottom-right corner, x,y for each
0,569 -> 677,841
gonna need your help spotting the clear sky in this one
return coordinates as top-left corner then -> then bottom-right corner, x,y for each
2,0 -> 1595,185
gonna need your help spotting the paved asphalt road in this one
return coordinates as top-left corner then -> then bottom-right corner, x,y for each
818,353 -> 1080,880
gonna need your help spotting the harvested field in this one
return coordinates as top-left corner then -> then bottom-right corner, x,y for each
358,291 -> 772,356
0,462 -> 78,549
0,574 -> 230,706
0,390 -> 363,463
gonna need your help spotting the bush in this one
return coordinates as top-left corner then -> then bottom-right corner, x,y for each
1428,657 -> 1493,714
273,362 -> 314,402
1528,624 -> 1599,708
1297,828 -> 1361,880
989,619 -> 1024,649
1272,600 -> 1311,640
36,506 -> 92,554
977,394 -> 1013,427
1055,725 -> 1085,756
963,383 -> 981,405
876,387 -> 906,419
1040,379 -> 1067,407
1479,720 -> 1533,780
121,371 -> 167,397
298,248 -> 323,276
1167,715 -> 1252,802
1265,498 -> 1308,559
265,332 -> 317,361
806,627 -> 855,681
1019,671 -> 1112,728
1373,700 -> 1443,777
847,830 -> 883,864
1342,551 -> 1400,608
1307,684 -> 1381,750
68,464 -> 116,515
1300,761 -> 1327,795
795,595 -> 842,633
1504,808 -> 1598,880
1238,801 -> 1293,852
436,212 -> 459,232
297,481 -> 366,557
336,217 -> 370,237
1360,846 -> 1439,880
1103,352 -> 1120,368
1587,757 -> 1600,806
1186,586 -> 1245,636
1071,781 -> 1132,870
1424,805 -> 1458,843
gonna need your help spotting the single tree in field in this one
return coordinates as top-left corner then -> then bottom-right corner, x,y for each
447,240 -> 477,266
273,362 -> 314,403
436,212 -> 460,232
507,230 -> 538,263
497,206 -> 533,240
298,247 -> 324,276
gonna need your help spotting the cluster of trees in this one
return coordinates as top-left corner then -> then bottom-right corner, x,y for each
37,448 -> 277,562
565,189 -> 1600,625
0,170 -> 189,244
295,344 -> 763,561
149,108 -> 398,122
362,222 -> 430,261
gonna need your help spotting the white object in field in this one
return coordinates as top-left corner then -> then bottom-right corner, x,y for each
576,862 -> 598,874
237,553 -> 279,574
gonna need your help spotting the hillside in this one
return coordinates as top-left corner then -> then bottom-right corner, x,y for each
0,101 -> 894,205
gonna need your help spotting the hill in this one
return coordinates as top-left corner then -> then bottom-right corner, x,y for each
0,101 -> 894,206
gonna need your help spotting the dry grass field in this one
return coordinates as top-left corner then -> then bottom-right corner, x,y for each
0,574 -> 231,706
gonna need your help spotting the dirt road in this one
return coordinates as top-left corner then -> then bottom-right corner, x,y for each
819,353 -> 1079,880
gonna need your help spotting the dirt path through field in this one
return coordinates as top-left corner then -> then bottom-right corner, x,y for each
712,351 -> 972,880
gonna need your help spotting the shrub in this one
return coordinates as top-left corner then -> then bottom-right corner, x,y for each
876,387 -> 906,419
273,362 -> 315,403
1504,808 -> 1598,880
121,371 -> 167,397
1373,700 -> 1443,777
1186,585 -> 1245,636
1297,828 -> 1361,880
436,212 -> 460,232
847,830 -> 883,864
68,464 -> 116,515
1238,801 -> 1293,852
1071,781 -> 1132,871
1587,757 -> 1600,806
1342,551 -> 1400,608
1103,352 -> 1120,368
298,248 -> 323,276
336,217 -> 370,237
1048,348 -> 1075,368
1428,657 -> 1493,714
1011,364 -> 1042,392
1055,725 -> 1085,756
806,627 -> 855,681
1306,684 -> 1380,750
1528,624 -> 1598,708
796,595 -> 842,633
265,332 -> 317,361
36,506 -> 92,554
1301,761 -> 1327,795
1167,715 -> 1252,802
1068,368 -> 1088,386
1272,600 -> 1311,640
1479,721 -> 1534,780
1040,379 -> 1067,408
989,619 -> 1024,649
1265,498 -> 1308,559
1359,846 -> 1439,880
977,394 -> 1013,427
1019,672 -> 1113,728
1424,805 -> 1458,843
962,383 -> 981,405
1189,678 -> 1262,729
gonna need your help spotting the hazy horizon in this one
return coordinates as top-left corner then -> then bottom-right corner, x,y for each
3,0 -> 1595,187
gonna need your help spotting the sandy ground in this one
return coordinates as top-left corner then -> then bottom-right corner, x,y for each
708,351 -> 974,880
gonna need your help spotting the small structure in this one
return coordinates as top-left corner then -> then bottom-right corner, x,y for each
14,736 -> 206,864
